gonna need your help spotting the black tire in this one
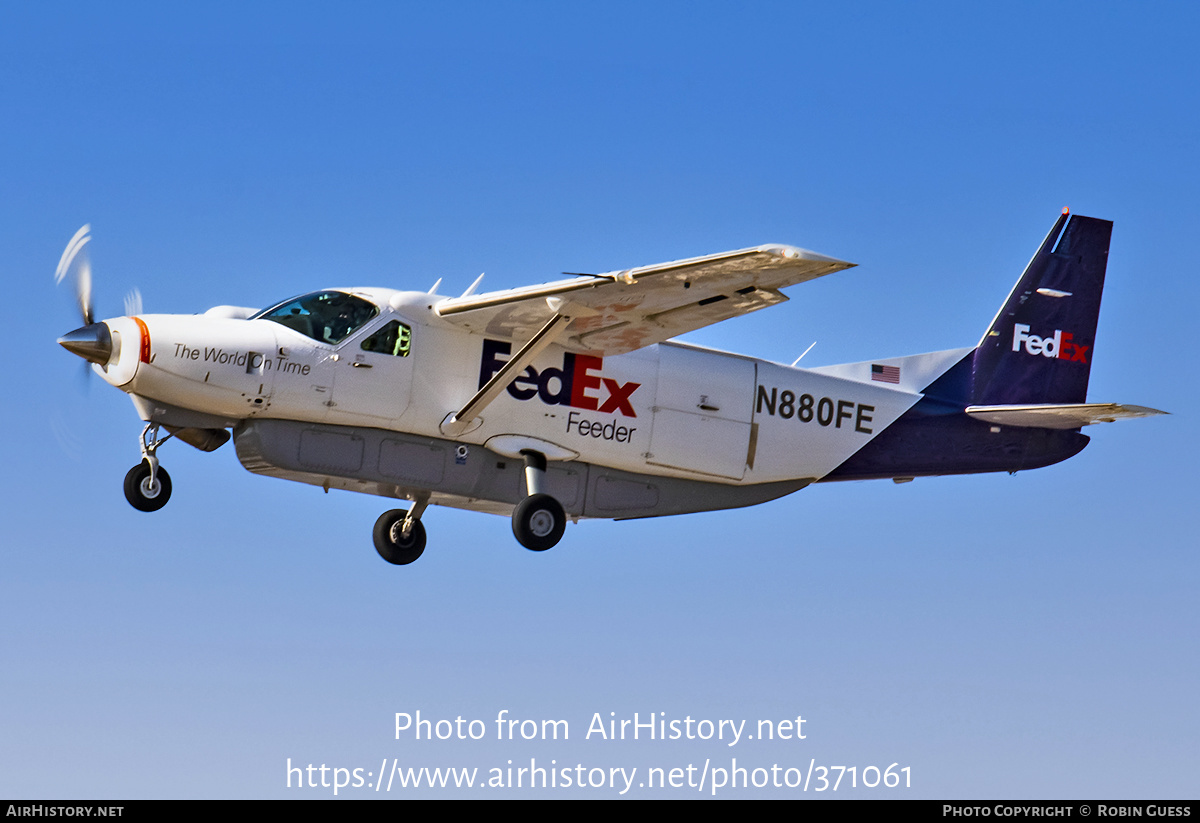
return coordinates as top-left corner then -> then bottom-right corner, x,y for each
372,509 -> 427,565
123,461 -> 172,512
512,493 -> 566,552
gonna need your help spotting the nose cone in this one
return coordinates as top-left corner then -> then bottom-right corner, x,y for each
58,322 -> 112,365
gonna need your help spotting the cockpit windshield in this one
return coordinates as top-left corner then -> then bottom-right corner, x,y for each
251,291 -> 379,345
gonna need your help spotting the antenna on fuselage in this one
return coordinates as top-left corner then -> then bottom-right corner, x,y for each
427,278 -> 442,295
460,273 -> 485,298
790,341 -> 817,367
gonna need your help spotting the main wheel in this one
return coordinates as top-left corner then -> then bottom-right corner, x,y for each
512,493 -> 566,552
372,509 -> 427,565
123,461 -> 172,512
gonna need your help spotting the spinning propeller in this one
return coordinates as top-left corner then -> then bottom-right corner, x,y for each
55,225 -> 142,367
55,224 -> 94,324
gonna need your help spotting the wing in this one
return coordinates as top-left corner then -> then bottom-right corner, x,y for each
434,244 -> 854,355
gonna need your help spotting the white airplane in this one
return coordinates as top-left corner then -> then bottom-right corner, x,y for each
57,211 -> 1165,565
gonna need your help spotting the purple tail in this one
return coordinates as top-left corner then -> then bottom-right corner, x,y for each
971,211 -> 1112,406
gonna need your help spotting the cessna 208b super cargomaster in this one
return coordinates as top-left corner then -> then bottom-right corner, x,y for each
57,211 -> 1164,565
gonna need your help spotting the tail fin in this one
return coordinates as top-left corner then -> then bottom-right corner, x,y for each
971,210 -> 1112,405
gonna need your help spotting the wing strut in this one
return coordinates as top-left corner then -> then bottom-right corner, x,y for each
440,311 -> 575,437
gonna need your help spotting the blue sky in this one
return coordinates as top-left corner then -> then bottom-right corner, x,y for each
2,2 -> 1196,798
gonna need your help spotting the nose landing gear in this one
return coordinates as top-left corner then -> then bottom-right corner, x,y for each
123,461 -> 172,511
123,424 -> 173,512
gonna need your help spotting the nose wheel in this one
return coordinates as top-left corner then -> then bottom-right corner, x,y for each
124,461 -> 172,511
124,424 -> 174,512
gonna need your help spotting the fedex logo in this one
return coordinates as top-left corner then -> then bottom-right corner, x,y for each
480,339 -> 641,417
1012,323 -> 1089,363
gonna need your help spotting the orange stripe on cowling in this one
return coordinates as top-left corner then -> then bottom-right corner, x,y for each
132,316 -> 151,363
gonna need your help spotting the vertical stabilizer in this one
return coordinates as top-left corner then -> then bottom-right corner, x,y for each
971,211 -> 1112,405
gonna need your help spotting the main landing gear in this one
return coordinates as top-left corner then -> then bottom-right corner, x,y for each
512,493 -> 566,551
370,450 -> 570,565
511,450 -> 566,552
123,424 -> 173,512
373,495 -> 429,565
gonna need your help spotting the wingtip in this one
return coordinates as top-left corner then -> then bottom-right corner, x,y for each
770,244 -> 854,268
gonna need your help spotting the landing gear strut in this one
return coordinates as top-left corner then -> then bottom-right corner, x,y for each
123,424 -> 173,512
511,450 -> 566,552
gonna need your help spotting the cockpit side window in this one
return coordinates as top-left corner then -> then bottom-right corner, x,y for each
360,320 -> 412,357
252,291 -> 379,345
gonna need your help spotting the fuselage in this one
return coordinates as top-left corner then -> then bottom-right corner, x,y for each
86,284 -> 1094,514
91,287 -> 951,488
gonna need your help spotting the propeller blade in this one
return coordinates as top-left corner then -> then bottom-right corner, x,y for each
78,257 -> 94,325
55,224 -> 95,326
54,224 -> 90,283
124,287 -> 143,317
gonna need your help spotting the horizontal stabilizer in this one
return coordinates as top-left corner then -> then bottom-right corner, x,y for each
965,403 -> 1167,429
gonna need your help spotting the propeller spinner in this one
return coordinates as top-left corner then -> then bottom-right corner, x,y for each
58,322 -> 113,365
